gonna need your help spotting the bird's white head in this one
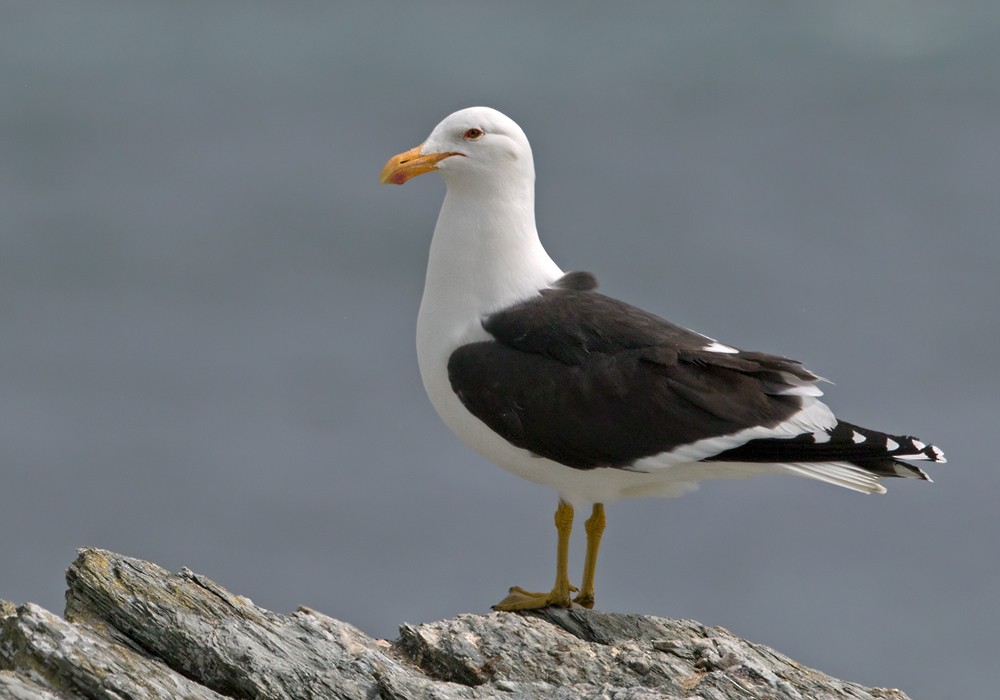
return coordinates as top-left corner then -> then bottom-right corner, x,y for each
380,107 -> 534,192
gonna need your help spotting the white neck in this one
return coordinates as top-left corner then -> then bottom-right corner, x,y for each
416,179 -> 562,362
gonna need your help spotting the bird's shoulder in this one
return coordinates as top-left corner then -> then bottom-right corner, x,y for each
480,273 -> 700,363
480,272 -> 807,377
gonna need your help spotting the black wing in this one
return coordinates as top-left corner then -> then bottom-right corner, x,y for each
447,277 -> 814,470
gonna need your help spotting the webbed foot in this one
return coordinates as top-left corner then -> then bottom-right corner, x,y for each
492,583 -> 577,611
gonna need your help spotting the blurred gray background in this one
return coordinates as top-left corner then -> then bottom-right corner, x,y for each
2,2 -> 997,697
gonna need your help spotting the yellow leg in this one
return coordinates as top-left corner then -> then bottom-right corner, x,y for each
492,500 -> 576,611
573,503 -> 605,609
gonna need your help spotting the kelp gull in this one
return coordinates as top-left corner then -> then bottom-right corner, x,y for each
379,106 -> 945,611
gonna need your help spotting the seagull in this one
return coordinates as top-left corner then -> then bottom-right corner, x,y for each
379,106 -> 945,611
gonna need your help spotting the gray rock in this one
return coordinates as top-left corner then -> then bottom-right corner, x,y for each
0,670 -> 67,700
0,549 -> 912,700
0,602 -> 226,699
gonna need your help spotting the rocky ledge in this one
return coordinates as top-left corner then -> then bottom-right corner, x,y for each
0,549 -> 908,699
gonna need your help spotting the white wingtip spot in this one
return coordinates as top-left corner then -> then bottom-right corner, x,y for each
704,340 -> 739,354
886,438 -> 900,451
912,440 -> 926,450
851,431 -> 866,444
812,430 -> 831,444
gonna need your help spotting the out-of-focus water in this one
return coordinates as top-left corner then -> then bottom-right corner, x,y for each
2,3 -> 998,697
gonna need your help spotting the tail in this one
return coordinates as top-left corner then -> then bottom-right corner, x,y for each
703,420 -> 945,493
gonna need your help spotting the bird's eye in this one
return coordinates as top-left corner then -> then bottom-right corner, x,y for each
463,128 -> 485,141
